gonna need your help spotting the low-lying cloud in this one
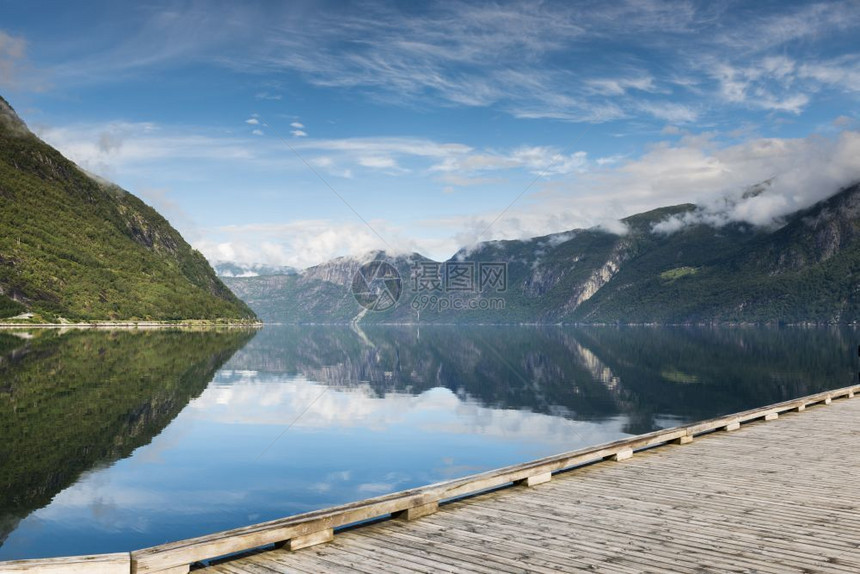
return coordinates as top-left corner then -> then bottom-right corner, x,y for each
646,130 -> 860,233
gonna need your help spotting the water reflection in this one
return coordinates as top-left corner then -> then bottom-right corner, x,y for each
0,328 -> 256,551
0,325 -> 855,559
228,325 -> 857,433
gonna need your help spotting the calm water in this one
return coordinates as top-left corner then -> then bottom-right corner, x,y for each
0,325 -> 856,559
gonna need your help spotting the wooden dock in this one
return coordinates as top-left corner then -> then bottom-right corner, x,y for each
2,385 -> 858,573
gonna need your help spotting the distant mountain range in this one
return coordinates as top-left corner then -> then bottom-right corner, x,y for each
224,182 -> 860,324
0,95 -> 255,322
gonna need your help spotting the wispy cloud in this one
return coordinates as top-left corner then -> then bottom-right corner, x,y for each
232,1 -> 858,124
39,117 -> 860,266
585,76 -> 659,96
713,1 -> 860,53
430,145 -> 589,177
423,129 -> 860,250
17,2 -> 860,125
35,121 -> 258,178
0,29 -> 44,91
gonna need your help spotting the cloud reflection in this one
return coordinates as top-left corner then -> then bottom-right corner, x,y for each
194,370 -> 628,445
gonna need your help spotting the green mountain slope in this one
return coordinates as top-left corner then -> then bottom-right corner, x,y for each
577,184 -> 860,323
0,95 -> 255,321
225,183 -> 859,324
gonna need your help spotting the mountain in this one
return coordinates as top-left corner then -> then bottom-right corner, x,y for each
0,96 -> 255,322
225,183 -> 860,324
222,251 -> 429,323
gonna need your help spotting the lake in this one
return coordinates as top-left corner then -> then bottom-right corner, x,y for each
0,325 -> 856,560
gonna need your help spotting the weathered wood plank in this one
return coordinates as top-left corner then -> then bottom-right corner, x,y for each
513,472 -> 551,487
0,553 -> 129,574
393,501 -> 438,521
723,419 -> 741,431
287,528 -> 333,551
610,448 -> 633,461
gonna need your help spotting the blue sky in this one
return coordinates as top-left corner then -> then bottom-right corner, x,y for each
2,0 -> 859,268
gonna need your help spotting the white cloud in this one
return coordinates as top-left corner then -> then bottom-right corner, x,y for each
290,122 -> 304,129
36,121 -> 256,173
422,129 -> 860,249
357,156 -> 397,169
33,117 -> 860,269
585,76 -> 658,96
715,1 -> 860,53
436,174 -> 504,188
298,137 -> 472,158
16,1 -> 859,127
710,60 -> 811,114
650,130 -> 860,232
0,30 -> 27,89
290,129 -> 307,137
799,56 -> 860,93
252,128 -> 264,136
245,118 -> 259,125
636,101 -> 698,123
195,220 -> 405,270
430,145 -> 588,177
309,156 -> 333,168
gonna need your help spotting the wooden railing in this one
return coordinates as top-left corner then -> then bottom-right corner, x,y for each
2,384 -> 857,574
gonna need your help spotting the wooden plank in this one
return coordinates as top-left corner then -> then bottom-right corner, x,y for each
723,420 -> 741,431
314,534 -> 467,574
393,502 -> 438,521
0,553 -> 129,574
131,492 -> 439,573
287,528 -> 333,551
470,472 -> 860,573
610,448 -> 633,461
401,518 -> 639,574
514,472 -> 551,487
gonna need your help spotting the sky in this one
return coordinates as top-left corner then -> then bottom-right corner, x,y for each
1,0 -> 859,269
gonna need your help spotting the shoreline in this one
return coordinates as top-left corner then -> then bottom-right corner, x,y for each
0,320 -> 263,329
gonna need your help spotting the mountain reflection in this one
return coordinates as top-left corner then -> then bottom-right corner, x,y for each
225,325 -> 857,435
0,328 -> 257,546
